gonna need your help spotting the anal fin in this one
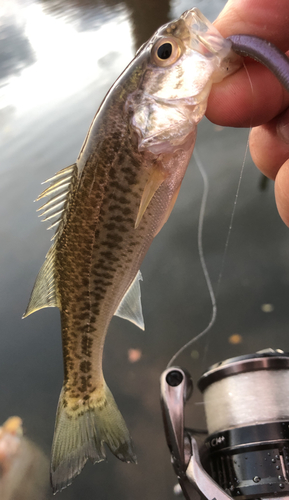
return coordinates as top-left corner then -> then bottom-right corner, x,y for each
114,271 -> 144,330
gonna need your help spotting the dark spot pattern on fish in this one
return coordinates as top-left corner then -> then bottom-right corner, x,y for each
106,233 -> 123,243
78,374 -> 94,393
104,222 -> 116,230
81,335 -> 93,357
109,167 -> 116,179
80,360 -> 92,374
95,398 -> 108,411
118,225 -> 129,233
111,195 -> 130,205
122,207 -> 132,215
99,251 -> 120,262
108,204 -> 123,212
102,240 -> 122,250
51,88 -> 157,401
93,286 -> 107,295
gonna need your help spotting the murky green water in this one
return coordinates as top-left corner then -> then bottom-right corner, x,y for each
1,0 -> 289,498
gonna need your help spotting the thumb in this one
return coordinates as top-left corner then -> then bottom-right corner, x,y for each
249,107 -> 289,180
275,158 -> 289,228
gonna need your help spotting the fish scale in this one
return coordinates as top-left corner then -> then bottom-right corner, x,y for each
23,7 -> 241,492
55,135 -> 150,401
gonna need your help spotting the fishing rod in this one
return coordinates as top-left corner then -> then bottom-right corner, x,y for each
160,35 -> 289,500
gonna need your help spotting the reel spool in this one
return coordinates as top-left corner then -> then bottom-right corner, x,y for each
198,349 -> 289,499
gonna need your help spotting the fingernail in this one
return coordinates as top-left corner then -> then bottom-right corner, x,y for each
277,109 -> 289,144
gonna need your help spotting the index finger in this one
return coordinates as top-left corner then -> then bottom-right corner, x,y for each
206,0 -> 289,127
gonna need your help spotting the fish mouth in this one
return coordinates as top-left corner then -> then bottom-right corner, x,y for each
181,7 -> 241,75
175,8 -> 242,86
181,8 -> 232,57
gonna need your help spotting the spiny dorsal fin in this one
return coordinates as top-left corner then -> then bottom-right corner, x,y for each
23,164 -> 78,318
114,271 -> 144,330
36,163 -> 78,240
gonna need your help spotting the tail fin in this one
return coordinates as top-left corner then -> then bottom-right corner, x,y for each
50,384 -> 136,493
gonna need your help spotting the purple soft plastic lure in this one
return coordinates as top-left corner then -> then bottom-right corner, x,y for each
228,34 -> 289,92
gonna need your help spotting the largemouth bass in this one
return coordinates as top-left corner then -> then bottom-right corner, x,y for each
24,8 -> 240,492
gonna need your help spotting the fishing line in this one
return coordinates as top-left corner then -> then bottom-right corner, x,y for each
216,136 -> 250,295
166,149 -> 217,368
166,60 -> 254,369
217,61 -> 254,294
167,138 -> 250,369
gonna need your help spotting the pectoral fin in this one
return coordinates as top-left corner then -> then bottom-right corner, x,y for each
135,167 -> 167,228
154,183 -> 181,237
114,271 -> 144,330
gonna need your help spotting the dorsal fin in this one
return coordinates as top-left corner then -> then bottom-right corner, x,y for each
36,164 -> 78,240
23,164 -> 78,318
114,271 -> 144,330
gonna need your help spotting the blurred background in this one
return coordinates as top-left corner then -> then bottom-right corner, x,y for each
0,0 -> 289,498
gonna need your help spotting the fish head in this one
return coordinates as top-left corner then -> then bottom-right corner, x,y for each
128,8 -> 242,154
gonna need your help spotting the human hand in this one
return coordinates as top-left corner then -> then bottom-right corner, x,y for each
206,0 -> 289,226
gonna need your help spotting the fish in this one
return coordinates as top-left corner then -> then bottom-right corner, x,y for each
0,417 -> 49,500
23,8 -> 241,493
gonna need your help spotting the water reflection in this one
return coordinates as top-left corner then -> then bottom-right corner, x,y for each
1,1 -> 134,116
1,0 -> 289,499
0,20 -> 35,80
40,0 -> 171,50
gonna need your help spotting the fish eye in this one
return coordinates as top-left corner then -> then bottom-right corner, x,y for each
152,37 -> 181,67
157,43 -> 172,60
